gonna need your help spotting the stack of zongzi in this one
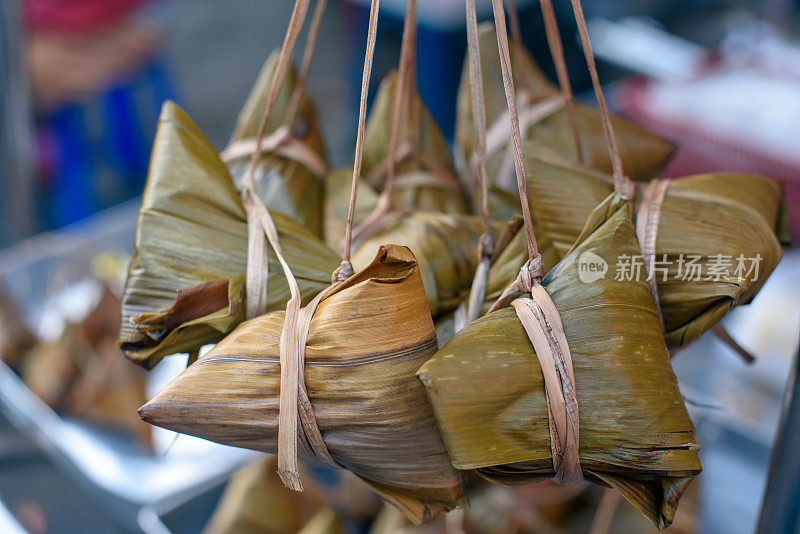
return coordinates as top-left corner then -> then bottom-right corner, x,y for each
419,196 -> 701,529
223,51 -> 328,237
140,245 -> 462,523
455,22 -> 675,197
118,103 -> 340,369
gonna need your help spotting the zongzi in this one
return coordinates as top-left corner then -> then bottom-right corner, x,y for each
524,147 -> 785,347
363,73 -> 468,215
140,245 -> 462,523
418,196 -> 701,529
119,102 -> 340,369
223,51 -> 328,236
350,212 -> 512,318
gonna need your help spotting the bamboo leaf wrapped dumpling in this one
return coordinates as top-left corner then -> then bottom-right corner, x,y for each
455,23 -> 675,193
140,245 -> 462,523
362,73 -> 468,215
223,51 -> 328,236
418,196 -> 700,528
524,147 -> 786,347
119,103 -> 340,369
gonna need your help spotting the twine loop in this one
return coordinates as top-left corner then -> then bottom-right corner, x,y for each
487,0 -> 581,485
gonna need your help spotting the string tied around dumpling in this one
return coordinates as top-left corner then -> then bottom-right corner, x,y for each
331,260 -> 354,284
485,0 -> 582,484
635,178 -> 670,330
238,0 -> 341,491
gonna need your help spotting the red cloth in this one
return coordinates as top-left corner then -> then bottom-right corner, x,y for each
25,0 -> 150,33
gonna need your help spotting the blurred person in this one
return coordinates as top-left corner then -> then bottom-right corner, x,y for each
25,0 -> 177,229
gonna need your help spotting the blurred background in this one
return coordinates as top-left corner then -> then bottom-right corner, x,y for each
0,0 -> 799,533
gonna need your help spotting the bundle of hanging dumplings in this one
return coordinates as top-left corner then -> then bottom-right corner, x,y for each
122,20 -> 463,520
116,0 -> 790,528
119,102 -> 464,522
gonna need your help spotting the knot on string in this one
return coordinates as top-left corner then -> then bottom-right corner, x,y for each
616,174 -> 635,202
331,261 -> 354,283
517,255 -> 545,293
478,233 -> 494,260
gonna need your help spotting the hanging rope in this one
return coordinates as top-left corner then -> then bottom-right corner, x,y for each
463,0 -> 494,326
568,0 -> 631,198
237,0 -> 342,491
342,0 -> 426,258
489,0 -> 582,485
285,0 -> 329,127
378,0 -> 417,212
489,0 -> 539,272
538,0 -> 583,164
335,0 -> 381,282
241,0 -> 311,320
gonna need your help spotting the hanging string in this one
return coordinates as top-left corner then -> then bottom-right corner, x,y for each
505,0 -> 523,49
538,0 -> 583,164
285,0 -> 329,127
242,1 -> 310,195
378,0 -> 417,211
235,0 -> 340,491
490,0 -> 582,484
463,0 -> 494,325
242,0 -> 311,319
335,0 -> 381,282
489,0 -> 541,277
341,0 -> 424,259
568,0 -> 631,198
